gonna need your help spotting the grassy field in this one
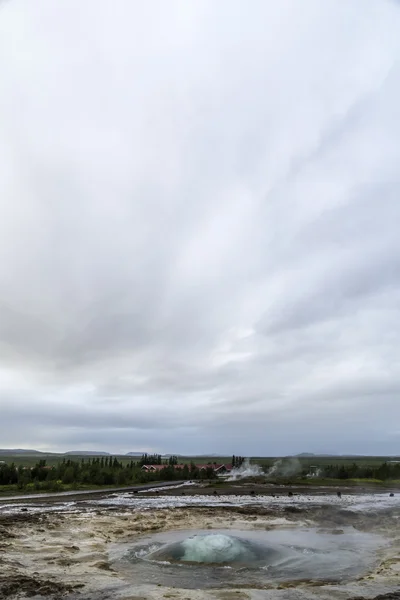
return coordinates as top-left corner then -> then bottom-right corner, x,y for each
0,454 -> 132,467
253,456 -> 397,469
0,454 -> 234,468
0,453 -> 396,468
1,453 -> 399,497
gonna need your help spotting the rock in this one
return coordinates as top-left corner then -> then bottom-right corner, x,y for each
94,561 -> 113,571
0,575 -> 78,598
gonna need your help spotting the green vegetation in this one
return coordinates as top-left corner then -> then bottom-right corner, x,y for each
232,455 -> 245,468
1,453 -> 400,497
256,457 -> 400,483
137,454 -> 180,466
0,453 -> 234,468
309,462 -> 400,480
254,456 -> 399,469
0,456 -> 216,495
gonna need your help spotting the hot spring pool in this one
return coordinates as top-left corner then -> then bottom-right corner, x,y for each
111,527 -> 385,589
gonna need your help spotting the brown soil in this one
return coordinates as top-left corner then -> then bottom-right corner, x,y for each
155,482 -> 400,497
0,575 -> 82,598
351,593 -> 400,600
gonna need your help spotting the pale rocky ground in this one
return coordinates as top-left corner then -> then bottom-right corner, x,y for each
1,495 -> 400,600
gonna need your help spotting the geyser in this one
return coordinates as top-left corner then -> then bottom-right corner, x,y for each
148,533 -> 274,564
116,528 -> 385,590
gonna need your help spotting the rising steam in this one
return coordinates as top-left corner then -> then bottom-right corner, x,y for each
228,458 -> 264,480
265,458 -> 302,478
227,457 -> 303,481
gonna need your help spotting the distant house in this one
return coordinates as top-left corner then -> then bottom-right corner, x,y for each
195,464 -> 232,474
308,465 -> 319,477
141,464 -> 186,472
141,465 -> 165,472
214,464 -> 232,474
141,463 -> 231,474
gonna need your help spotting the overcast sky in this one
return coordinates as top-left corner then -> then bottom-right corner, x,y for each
0,0 -> 400,456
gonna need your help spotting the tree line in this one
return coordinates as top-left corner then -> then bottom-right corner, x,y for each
232,455 -> 245,468
2,458 -> 399,492
0,457 -> 217,492
317,461 -> 400,480
138,454 -> 179,466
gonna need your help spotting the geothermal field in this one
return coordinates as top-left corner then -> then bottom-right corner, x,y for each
1,479 -> 400,600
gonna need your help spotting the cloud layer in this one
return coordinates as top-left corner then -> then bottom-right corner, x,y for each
1,0 -> 400,455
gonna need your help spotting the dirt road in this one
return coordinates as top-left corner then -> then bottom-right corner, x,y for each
0,479 -> 186,504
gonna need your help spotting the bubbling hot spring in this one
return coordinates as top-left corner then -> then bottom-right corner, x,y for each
112,528 -> 385,589
149,533 -> 273,564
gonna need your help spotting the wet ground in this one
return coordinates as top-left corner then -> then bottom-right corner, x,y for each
1,483 -> 400,600
113,527 -> 386,589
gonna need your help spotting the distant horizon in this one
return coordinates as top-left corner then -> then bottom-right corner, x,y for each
1,448 -> 399,459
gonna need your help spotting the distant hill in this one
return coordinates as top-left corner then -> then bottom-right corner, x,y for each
190,454 -> 220,457
295,453 -> 316,457
0,449 -> 45,455
64,451 -> 110,456
295,453 -> 340,457
125,452 -> 180,457
126,452 -> 149,456
293,453 -> 398,458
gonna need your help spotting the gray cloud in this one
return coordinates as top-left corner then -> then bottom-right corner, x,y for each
0,0 -> 400,455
